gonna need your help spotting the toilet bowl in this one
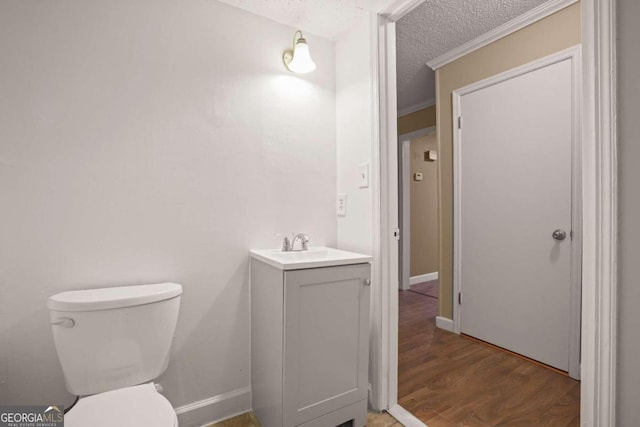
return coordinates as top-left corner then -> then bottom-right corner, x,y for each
65,383 -> 177,427
48,283 -> 182,426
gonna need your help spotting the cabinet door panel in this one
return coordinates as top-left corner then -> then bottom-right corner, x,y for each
283,264 -> 370,426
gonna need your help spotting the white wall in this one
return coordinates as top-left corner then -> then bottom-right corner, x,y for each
335,11 -> 379,410
0,0 -> 336,423
336,14 -> 375,256
617,0 -> 640,423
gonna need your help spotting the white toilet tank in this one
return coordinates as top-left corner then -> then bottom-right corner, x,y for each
48,283 -> 182,396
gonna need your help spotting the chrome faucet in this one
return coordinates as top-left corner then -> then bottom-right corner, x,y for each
279,233 -> 310,251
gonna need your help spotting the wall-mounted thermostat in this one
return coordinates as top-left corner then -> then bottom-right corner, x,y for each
424,150 -> 438,162
413,173 -> 423,181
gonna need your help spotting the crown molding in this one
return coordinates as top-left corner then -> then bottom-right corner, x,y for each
397,97 -> 436,117
376,0 -> 425,22
426,0 -> 578,70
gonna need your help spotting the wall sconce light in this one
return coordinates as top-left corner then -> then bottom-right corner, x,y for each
283,30 -> 316,74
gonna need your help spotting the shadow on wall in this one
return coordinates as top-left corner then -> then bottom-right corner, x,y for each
160,261 -> 251,406
1,299 -> 71,406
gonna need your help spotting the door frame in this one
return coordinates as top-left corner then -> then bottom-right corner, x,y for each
399,126 -> 437,291
451,45 -> 582,379
371,0 -> 617,424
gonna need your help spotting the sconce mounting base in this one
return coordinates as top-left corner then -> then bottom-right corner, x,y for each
283,50 -> 293,67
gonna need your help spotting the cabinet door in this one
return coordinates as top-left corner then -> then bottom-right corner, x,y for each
283,264 -> 370,426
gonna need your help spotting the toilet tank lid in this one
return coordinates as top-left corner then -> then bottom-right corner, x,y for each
48,283 -> 182,312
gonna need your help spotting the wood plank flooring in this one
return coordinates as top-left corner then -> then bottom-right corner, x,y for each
208,411 -> 401,426
398,284 -> 580,426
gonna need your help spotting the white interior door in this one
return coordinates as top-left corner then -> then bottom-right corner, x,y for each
454,49 -> 580,374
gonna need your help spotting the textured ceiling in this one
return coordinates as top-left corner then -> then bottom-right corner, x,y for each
216,0 -> 377,40
396,0 -> 547,112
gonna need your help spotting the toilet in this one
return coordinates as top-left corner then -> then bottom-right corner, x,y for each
48,282 -> 182,427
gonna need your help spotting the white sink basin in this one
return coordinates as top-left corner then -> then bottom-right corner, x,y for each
250,247 -> 372,270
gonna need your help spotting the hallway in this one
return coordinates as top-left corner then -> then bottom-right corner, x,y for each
398,283 -> 580,426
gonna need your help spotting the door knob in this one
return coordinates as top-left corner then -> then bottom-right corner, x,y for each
552,229 -> 567,241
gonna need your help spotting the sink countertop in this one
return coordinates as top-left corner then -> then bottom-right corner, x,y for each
250,246 -> 372,270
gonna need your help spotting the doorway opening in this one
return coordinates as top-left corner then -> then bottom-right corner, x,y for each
371,0 -> 616,423
398,126 -> 439,294
396,53 -> 583,423
380,2 -> 608,423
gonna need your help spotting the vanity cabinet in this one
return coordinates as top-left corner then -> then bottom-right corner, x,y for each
250,248 -> 371,427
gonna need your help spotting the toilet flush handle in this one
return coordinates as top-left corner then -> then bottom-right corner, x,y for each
50,318 -> 75,328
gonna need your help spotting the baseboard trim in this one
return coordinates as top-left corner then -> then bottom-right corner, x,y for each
174,386 -> 251,427
388,404 -> 428,427
409,272 -> 438,285
435,316 -> 454,333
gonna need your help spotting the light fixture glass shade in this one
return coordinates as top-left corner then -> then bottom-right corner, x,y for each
285,38 -> 316,74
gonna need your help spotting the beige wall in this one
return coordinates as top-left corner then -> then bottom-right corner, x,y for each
435,3 -> 581,318
410,134 -> 439,276
617,0 -> 640,423
398,105 -> 436,135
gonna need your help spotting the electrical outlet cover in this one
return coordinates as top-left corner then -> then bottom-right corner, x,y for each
337,193 -> 347,216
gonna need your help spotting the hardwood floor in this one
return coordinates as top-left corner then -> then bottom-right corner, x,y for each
398,284 -> 580,426
208,411 -> 401,426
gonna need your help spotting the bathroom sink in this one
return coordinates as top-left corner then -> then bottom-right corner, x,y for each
250,247 -> 372,270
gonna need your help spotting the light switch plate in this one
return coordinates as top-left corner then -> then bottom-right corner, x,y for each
358,163 -> 369,188
414,172 -> 423,181
337,193 -> 347,216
